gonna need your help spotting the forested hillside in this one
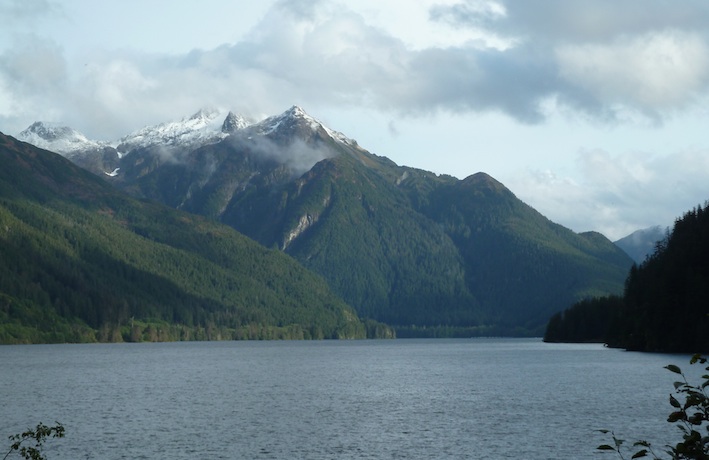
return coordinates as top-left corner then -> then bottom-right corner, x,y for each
17,107 -> 634,336
412,171 -> 632,332
0,133 -> 384,344
545,203 -> 709,352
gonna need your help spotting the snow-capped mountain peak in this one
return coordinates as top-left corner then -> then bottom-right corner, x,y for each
116,108 -> 248,153
17,122 -> 104,156
189,107 -> 220,122
17,106 -> 356,160
222,111 -> 250,134
253,105 -> 356,146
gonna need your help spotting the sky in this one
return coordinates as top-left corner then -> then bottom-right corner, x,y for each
2,0 -> 709,240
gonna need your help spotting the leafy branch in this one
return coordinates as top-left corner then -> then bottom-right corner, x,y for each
3,423 -> 64,460
598,354 -> 709,459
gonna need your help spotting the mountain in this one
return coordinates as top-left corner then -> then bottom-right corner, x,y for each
614,225 -> 667,263
115,108 -> 245,153
17,121 -> 106,155
17,106 -> 634,336
412,171 -> 633,332
0,132 -> 382,344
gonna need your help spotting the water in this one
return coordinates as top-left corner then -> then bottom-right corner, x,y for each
0,339 -> 698,459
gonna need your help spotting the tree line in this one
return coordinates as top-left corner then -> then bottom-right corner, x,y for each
545,202 -> 709,353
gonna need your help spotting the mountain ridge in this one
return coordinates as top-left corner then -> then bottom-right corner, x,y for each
15,106 -> 634,335
0,131 -> 382,343
17,106 -> 356,164
614,225 -> 667,263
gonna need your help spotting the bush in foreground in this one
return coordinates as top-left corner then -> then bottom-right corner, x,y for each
3,422 -> 64,460
598,355 -> 708,459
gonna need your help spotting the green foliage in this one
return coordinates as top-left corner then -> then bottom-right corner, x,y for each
597,355 -> 709,459
419,172 -> 632,332
547,202 -> 709,353
608,203 -> 709,352
281,154 -> 481,328
8,126 -> 634,337
543,295 -> 623,343
130,134 -> 631,335
0,132 -> 381,343
3,422 -> 64,460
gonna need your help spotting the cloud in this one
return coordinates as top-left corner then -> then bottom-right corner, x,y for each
228,132 -> 336,177
0,0 -> 63,25
150,1 -> 709,126
556,30 -> 709,116
4,0 -> 709,140
0,35 -> 68,124
429,0 -> 508,28
437,0 -> 709,43
507,148 -> 709,240
429,1 -> 709,121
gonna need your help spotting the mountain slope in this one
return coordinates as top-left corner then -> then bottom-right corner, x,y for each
17,106 -> 634,336
0,132 -> 376,343
614,225 -> 667,263
17,121 -> 106,155
415,172 -> 632,330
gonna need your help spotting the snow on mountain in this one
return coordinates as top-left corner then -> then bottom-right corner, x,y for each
17,106 -> 356,161
254,106 -> 321,135
222,111 -> 250,134
252,105 -> 357,146
116,108 -> 238,153
17,122 -> 105,156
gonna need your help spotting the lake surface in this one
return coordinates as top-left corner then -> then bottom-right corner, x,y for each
0,338 -> 699,459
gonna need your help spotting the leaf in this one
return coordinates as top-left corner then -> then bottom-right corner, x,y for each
665,364 -> 682,374
684,393 -> 703,408
687,413 -> 704,425
631,449 -> 649,458
668,411 -> 686,423
669,395 -> 681,408
597,445 -> 616,451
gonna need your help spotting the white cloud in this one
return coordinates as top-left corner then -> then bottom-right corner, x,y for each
556,30 -> 709,115
85,60 -> 157,107
0,36 -> 67,94
0,0 -> 62,25
5,0 -> 709,138
509,148 -> 709,240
